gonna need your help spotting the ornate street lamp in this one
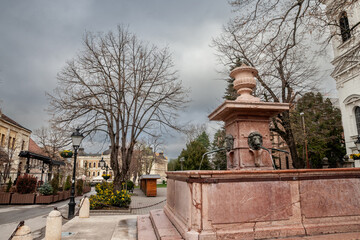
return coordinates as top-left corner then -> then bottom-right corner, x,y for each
68,128 -> 84,219
99,157 -> 111,181
355,135 -> 360,152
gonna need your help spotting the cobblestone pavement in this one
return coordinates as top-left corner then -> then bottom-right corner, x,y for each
130,187 -> 167,215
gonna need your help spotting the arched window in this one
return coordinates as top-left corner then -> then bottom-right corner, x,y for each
355,107 -> 360,135
89,163 -> 91,168
97,172 -> 100,176
98,162 -> 100,167
93,172 -> 95,176
340,12 -> 351,42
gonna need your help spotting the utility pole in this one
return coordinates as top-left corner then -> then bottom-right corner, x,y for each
300,112 -> 310,169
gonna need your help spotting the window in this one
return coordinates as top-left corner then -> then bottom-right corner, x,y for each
340,12 -> 351,42
98,162 -> 100,167
97,172 -> 100,176
12,138 -> 15,149
21,140 -> 25,150
356,107 -> 360,135
93,172 -> 95,176
88,172 -> 90,177
89,163 -> 92,168
1,134 -> 4,147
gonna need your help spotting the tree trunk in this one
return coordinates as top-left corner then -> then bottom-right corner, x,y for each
281,111 -> 304,169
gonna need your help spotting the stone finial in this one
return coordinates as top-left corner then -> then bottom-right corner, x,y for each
230,64 -> 260,102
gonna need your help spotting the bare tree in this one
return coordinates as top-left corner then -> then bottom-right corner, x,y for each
48,26 -> 188,190
33,125 -> 70,159
0,140 -> 19,184
212,0 -> 341,168
144,134 -> 164,175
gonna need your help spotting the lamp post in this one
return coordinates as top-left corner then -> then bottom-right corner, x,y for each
180,157 -> 184,171
300,112 -> 310,169
99,157 -> 111,182
68,128 -> 84,219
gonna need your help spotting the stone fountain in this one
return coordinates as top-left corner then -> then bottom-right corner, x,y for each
157,65 -> 360,240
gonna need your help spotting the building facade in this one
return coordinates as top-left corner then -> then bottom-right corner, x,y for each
77,148 -> 168,184
323,1 -> 360,166
0,110 -> 31,183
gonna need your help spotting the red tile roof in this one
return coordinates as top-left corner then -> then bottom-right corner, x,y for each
28,138 -> 47,156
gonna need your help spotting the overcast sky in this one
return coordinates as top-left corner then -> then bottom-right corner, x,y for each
0,1 -> 337,159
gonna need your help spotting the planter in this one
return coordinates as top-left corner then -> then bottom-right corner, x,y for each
90,208 -> 131,215
52,194 -> 59,202
102,175 -> 110,181
60,151 -> 73,158
10,193 -> 35,204
0,192 -> 12,204
35,195 -> 53,204
63,190 -> 70,200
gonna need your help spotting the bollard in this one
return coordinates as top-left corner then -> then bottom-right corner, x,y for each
12,225 -> 33,240
45,209 -> 62,240
79,197 -> 90,218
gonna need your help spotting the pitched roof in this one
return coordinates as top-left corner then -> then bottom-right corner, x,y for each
28,138 -> 47,156
0,113 -> 31,132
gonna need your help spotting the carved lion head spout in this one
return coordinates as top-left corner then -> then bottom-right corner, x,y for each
248,132 -> 263,150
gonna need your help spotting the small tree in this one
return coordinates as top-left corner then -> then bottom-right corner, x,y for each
39,182 -> 53,196
64,175 -> 71,191
50,173 -> 60,194
6,178 -> 12,192
16,174 -> 37,194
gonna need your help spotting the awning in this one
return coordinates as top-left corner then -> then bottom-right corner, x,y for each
19,151 -> 65,166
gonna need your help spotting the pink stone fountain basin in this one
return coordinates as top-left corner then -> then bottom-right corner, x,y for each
164,168 -> 360,240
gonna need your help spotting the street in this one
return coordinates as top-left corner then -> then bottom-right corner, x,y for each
0,193 -> 92,240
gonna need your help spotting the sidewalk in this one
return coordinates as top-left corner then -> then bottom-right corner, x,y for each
58,188 -> 167,240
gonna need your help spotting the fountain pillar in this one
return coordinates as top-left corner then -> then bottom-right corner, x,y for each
209,64 -> 289,170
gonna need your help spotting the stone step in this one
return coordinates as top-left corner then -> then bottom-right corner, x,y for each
137,215 -> 157,240
149,209 -> 183,240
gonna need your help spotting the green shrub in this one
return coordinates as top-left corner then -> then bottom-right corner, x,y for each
162,179 -> 166,185
16,174 -> 37,194
76,179 -> 83,195
6,178 -> 12,192
39,182 -> 53,195
126,180 -> 134,191
50,173 -> 59,194
64,175 -> 71,191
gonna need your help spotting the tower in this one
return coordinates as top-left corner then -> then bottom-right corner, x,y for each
323,0 -> 360,165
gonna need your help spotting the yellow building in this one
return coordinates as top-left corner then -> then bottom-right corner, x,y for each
0,110 -> 31,184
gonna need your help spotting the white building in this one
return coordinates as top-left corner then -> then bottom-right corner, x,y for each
323,1 -> 360,166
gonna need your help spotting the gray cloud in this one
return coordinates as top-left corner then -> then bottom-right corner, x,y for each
0,0 -> 232,159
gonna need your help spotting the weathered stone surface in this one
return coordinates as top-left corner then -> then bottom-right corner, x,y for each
208,181 -> 292,223
164,169 -> 360,239
150,209 -> 183,239
300,178 -> 360,218
137,215 -> 157,240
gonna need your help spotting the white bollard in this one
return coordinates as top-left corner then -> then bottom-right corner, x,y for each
79,197 -> 90,218
45,209 -> 62,240
12,225 -> 33,240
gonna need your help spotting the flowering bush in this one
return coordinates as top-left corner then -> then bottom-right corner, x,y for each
102,174 -> 111,180
60,150 -> 73,158
350,153 -> 360,160
89,182 -> 131,209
